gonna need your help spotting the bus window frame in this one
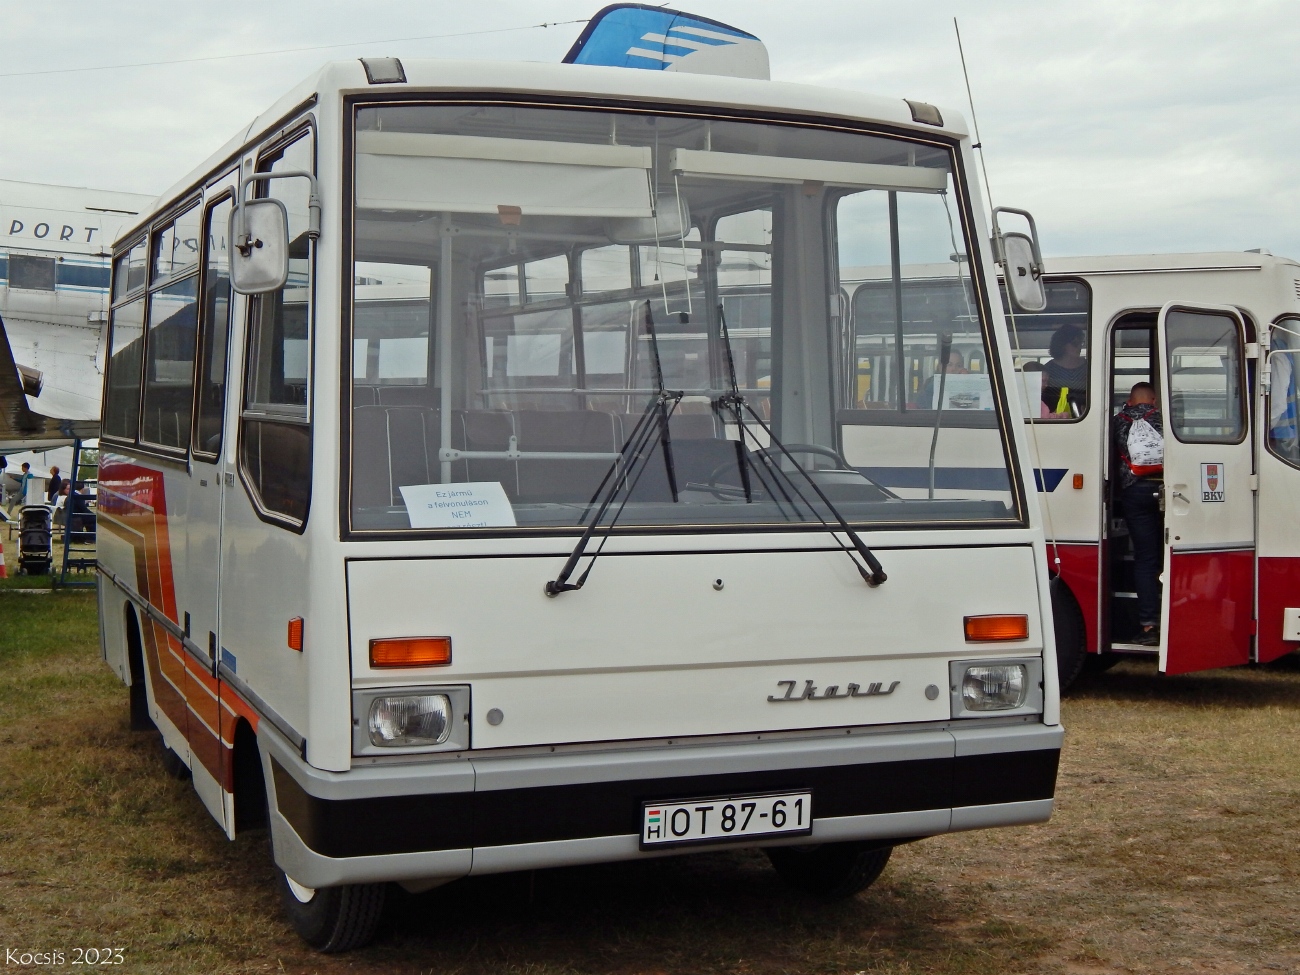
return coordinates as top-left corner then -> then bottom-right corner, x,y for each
1161,304 -> 1249,447
1264,314 -> 1300,471
189,176 -> 238,463
996,275 -> 1094,425
236,118 -> 317,533
338,94 -> 1028,540
102,234 -> 150,447
138,195 -> 203,457
104,193 -> 206,457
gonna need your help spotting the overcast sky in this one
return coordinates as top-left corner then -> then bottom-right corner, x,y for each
1,1 -> 1295,259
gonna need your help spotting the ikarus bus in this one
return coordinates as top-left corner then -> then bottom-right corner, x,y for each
95,48 -> 1064,951
969,250 -> 1300,687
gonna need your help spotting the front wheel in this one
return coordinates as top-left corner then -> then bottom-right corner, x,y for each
276,869 -> 386,953
766,842 -> 892,899
1050,576 -> 1087,692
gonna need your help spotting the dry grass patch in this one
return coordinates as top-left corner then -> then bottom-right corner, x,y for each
2,593 -> 1298,973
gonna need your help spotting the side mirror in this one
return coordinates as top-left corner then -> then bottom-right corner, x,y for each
229,199 -> 290,295
991,207 -> 1046,314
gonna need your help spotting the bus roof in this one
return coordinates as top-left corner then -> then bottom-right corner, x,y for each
125,57 -> 970,248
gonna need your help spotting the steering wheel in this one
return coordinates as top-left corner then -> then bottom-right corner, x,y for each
752,443 -> 854,471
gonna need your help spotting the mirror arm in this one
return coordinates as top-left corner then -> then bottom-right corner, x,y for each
236,169 -> 322,242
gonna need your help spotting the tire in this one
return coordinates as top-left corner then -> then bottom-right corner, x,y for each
1083,651 -> 1122,675
128,679 -> 154,731
766,842 -> 892,899
1050,576 -> 1087,692
276,870 -> 387,953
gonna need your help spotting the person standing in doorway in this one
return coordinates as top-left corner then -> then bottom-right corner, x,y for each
1113,382 -> 1164,645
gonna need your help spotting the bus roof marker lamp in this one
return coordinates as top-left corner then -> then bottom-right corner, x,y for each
359,57 -> 406,85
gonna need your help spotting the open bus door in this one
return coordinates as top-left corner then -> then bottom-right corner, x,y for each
1155,303 -> 1255,675
1256,317 -> 1300,663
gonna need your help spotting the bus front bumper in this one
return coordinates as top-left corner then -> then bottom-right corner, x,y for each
260,721 -> 1062,890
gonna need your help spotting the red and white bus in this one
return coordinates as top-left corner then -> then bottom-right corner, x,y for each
992,251 -> 1300,685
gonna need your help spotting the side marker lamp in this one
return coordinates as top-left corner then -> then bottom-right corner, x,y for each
369,636 -> 452,668
964,614 -> 1029,642
961,664 -> 1028,711
287,617 -> 304,652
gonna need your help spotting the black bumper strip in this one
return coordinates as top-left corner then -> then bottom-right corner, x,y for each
272,748 -> 1059,859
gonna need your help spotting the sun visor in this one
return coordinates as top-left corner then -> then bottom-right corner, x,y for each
670,149 -> 950,193
563,4 -> 770,81
356,132 -> 653,218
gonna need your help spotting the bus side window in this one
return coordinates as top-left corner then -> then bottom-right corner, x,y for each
193,194 -> 233,459
102,285 -> 146,441
239,128 -> 314,529
1164,310 -> 1245,443
1268,320 -> 1300,465
141,202 -> 201,451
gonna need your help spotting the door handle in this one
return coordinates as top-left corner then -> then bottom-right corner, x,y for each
1171,490 -> 1190,503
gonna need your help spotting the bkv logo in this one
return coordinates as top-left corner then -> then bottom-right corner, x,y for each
767,679 -> 900,702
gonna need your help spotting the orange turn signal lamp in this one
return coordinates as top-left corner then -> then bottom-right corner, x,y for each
287,617 -> 304,652
1073,473 -> 1084,490
370,636 -> 452,668
963,614 -> 1029,642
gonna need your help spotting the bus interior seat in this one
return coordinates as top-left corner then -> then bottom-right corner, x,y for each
514,410 -> 622,503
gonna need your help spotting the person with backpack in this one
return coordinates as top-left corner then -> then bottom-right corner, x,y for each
1113,382 -> 1164,645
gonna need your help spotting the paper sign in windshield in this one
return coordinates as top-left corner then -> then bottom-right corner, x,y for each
400,482 -> 517,528
934,373 -> 994,410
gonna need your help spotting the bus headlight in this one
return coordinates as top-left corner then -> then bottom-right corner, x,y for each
353,685 -> 470,755
948,658 -> 1043,718
961,665 -> 1027,711
368,694 -> 451,746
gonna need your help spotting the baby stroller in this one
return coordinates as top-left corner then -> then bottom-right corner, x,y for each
19,505 -> 53,575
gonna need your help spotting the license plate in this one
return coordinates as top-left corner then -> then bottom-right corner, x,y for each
641,791 -> 812,848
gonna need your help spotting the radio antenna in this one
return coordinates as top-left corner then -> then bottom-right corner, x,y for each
954,18 -> 1063,575
954,18 -> 994,208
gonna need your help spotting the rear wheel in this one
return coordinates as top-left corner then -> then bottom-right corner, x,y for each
766,842 -> 892,899
276,870 -> 387,953
1050,576 -> 1087,691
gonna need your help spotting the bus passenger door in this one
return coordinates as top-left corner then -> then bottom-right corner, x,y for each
185,187 -> 235,671
1155,303 -> 1254,674
1256,317 -> 1300,663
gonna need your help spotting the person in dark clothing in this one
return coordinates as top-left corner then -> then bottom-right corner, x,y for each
1042,324 -> 1088,417
66,481 -> 93,534
1113,382 -> 1164,645
46,466 -> 63,503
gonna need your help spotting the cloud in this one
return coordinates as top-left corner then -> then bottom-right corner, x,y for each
3,0 -> 1296,256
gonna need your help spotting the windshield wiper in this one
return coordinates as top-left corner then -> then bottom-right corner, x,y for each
714,305 -> 887,588
545,301 -> 682,597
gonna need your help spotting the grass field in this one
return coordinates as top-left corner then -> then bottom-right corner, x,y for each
1,572 -> 1298,974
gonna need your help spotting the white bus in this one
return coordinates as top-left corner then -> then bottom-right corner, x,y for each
982,251 -> 1300,685
96,54 -> 1063,951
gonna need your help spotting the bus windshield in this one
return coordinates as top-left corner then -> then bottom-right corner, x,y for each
346,104 -> 1021,534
